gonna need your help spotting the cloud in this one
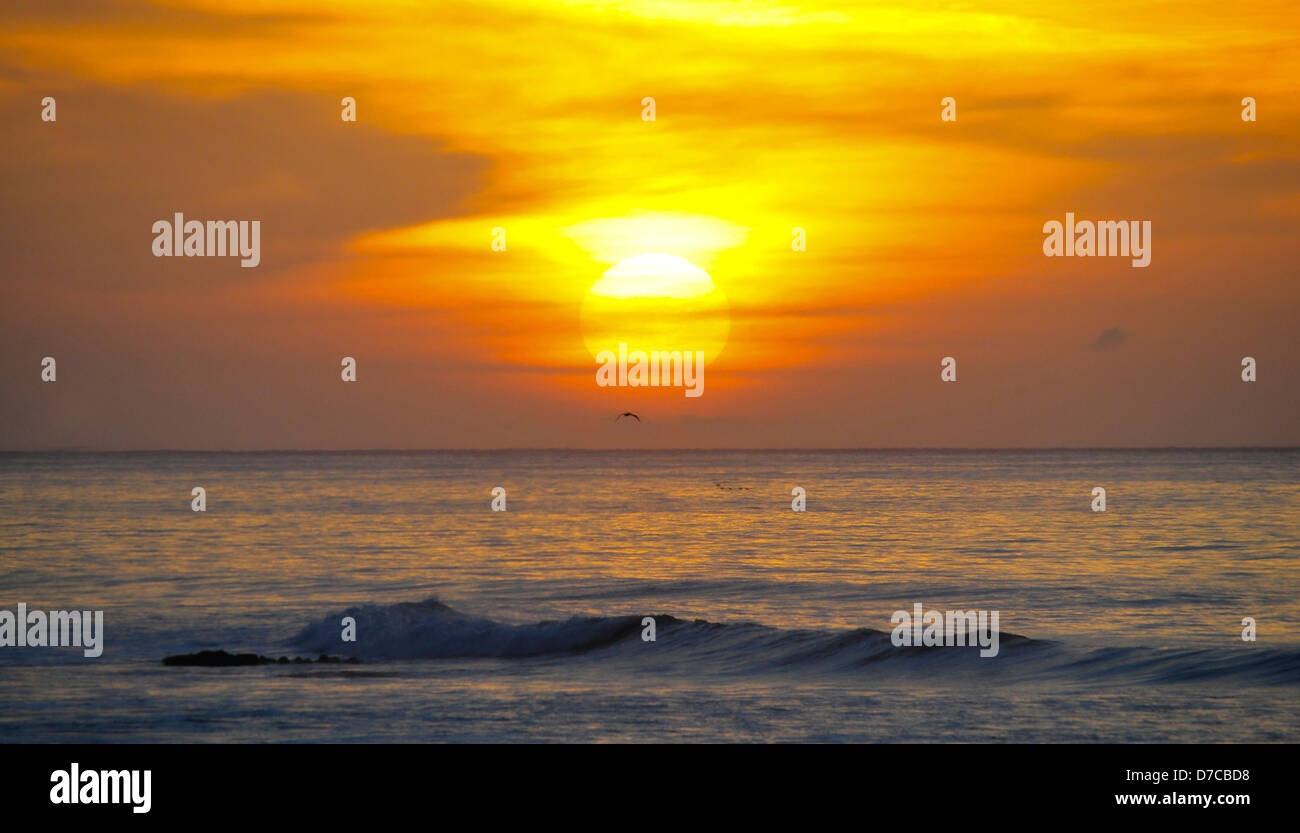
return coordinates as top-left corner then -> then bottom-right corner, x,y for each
1087,327 -> 1131,350
0,83 -> 489,290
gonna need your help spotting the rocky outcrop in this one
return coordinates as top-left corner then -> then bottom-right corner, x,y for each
162,649 -> 360,666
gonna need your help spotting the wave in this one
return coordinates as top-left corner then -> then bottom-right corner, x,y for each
287,597 -> 1300,685
291,598 -> 647,659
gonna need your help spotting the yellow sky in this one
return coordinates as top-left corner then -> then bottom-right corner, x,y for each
1,0 -> 1297,447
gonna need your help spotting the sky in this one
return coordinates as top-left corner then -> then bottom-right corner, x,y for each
1,0 -> 1297,449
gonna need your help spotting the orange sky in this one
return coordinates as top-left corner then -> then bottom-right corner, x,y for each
1,0 -> 1297,448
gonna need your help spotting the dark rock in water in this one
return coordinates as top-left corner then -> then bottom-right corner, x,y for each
162,650 -> 266,667
162,649 -> 360,667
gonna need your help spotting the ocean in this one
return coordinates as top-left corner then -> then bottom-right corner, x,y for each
1,449 -> 1297,742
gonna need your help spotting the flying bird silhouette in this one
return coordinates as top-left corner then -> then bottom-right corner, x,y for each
615,412 -> 641,422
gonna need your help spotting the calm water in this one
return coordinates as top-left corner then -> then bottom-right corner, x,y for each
0,450 -> 1297,742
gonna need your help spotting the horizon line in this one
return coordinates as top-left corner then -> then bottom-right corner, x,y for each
3,446 -> 1298,454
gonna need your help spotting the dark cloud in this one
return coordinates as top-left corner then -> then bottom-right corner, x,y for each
0,84 -> 489,289
1,0 -> 331,30
1087,327 -> 1131,350
0,79 -> 493,449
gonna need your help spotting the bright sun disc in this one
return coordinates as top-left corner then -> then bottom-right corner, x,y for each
580,254 -> 730,363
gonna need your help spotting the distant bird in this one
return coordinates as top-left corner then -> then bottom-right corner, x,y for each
615,412 -> 641,422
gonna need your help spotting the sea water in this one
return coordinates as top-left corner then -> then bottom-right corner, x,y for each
0,449 -> 1296,742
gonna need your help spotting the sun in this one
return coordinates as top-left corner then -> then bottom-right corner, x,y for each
580,254 -> 730,364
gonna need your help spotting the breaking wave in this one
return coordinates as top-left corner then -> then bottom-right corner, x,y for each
287,597 -> 1300,685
